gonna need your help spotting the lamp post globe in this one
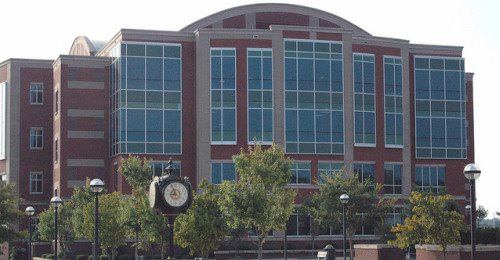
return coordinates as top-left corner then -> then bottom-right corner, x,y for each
340,194 -> 350,204
50,196 -> 63,208
25,206 -> 35,216
464,163 -> 481,180
25,206 -> 35,260
90,178 -> 105,194
465,205 -> 471,212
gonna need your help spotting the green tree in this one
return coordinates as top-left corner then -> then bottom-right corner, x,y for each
85,192 -> 129,259
37,204 -> 75,258
305,169 -> 393,259
390,192 -> 466,260
119,156 -> 170,259
476,205 -> 488,224
0,182 -> 24,246
174,181 -> 227,258
219,144 -> 296,260
71,185 -> 129,260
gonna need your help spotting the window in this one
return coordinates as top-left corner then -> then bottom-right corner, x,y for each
110,43 -> 182,155
319,224 -> 342,236
151,161 -> 181,177
384,57 -> 403,147
211,162 -> 236,184
286,213 -> 311,236
290,162 -> 311,184
54,90 -> 59,115
29,127 -> 43,149
317,162 -> 343,183
384,163 -> 402,195
0,82 -> 6,160
30,83 -> 43,105
354,163 -> 375,189
29,172 -> 43,194
211,48 -> 236,144
54,139 -> 59,163
415,165 -> 445,193
285,39 -> 344,154
355,213 -> 375,235
414,56 -> 466,159
386,207 -> 403,227
354,53 -> 376,146
0,173 -> 6,182
248,49 -> 273,143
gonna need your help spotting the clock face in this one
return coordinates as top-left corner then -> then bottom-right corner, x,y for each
163,181 -> 189,208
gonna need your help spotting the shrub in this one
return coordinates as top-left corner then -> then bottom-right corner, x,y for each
117,254 -> 134,260
9,246 -> 26,260
76,255 -> 88,260
45,253 -> 54,259
99,255 -> 109,260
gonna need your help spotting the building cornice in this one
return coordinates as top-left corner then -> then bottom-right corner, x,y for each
0,58 -> 53,69
97,28 -> 196,57
409,43 -> 463,56
53,55 -> 111,68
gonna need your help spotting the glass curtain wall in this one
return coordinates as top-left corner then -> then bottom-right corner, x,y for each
110,43 -> 182,155
284,39 -> 344,154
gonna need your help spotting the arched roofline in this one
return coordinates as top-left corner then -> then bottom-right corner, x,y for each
69,36 -> 106,56
181,3 -> 371,36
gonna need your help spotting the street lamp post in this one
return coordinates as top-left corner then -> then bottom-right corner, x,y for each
464,164 -> 481,260
25,206 -> 35,260
90,178 -> 105,260
50,196 -> 62,260
340,194 -> 350,260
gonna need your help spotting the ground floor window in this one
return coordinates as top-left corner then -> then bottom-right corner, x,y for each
286,213 -> 311,236
386,207 -> 403,227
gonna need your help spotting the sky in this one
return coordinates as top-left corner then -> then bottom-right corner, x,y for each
1,0 -> 499,217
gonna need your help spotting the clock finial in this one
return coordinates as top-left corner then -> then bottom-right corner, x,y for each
165,158 -> 174,176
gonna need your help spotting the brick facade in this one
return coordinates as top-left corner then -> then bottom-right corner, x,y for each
0,3 -> 475,253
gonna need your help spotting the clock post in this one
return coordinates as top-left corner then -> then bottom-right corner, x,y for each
148,159 -> 193,259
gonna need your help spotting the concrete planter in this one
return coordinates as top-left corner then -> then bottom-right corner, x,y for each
354,244 -> 405,260
416,244 -> 500,260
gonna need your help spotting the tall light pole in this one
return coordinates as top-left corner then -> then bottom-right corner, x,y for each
50,196 -> 63,260
25,206 -> 35,260
90,178 -> 105,260
464,163 -> 481,260
340,194 -> 350,260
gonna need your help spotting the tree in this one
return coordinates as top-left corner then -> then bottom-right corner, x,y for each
38,204 -> 75,258
298,196 -> 323,255
120,156 -> 152,192
0,181 -> 24,246
476,205 -> 488,224
219,144 -> 296,260
174,181 -> 228,258
83,192 -> 129,259
120,156 -> 170,259
71,183 -> 129,260
305,169 -> 393,259
390,192 -> 466,260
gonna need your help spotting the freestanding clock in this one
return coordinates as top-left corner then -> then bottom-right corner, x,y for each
148,160 -> 192,259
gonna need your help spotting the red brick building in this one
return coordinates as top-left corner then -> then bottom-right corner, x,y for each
0,3 -> 474,248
